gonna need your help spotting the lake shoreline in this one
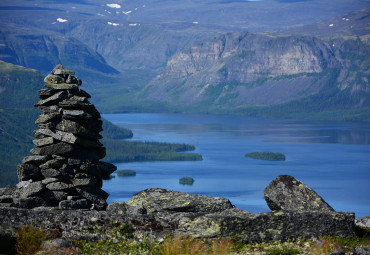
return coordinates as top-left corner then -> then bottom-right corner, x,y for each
103,113 -> 370,218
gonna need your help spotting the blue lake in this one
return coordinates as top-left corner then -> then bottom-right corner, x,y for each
102,113 -> 370,218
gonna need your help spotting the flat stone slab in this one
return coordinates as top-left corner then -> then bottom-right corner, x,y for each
34,91 -> 67,107
44,83 -> 80,90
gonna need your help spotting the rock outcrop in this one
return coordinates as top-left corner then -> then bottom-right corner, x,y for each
2,65 -> 116,210
264,175 -> 334,212
137,33 -> 339,107
0,176 -> 358,252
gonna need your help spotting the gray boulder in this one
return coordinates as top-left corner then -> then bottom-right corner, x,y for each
19,181 -> 45,199
264,175 -> 334,212
353,247 -> 370,255
125,188 -> 234,214
355,216 -> 370,229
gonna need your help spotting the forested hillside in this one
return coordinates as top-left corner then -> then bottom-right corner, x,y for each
0,62 -> 201,187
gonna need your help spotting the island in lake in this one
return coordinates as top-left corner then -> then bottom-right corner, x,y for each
245,152 -> 286,161
116,170 -> 137,177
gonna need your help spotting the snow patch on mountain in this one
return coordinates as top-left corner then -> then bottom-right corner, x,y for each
107,4 -> 121,9
57,18 -> 68,23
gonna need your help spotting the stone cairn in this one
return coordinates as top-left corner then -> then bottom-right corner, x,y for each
15,64 -> 116,210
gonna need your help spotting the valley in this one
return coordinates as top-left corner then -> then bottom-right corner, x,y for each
0,0 -> 370,120
0,1 -> 368,120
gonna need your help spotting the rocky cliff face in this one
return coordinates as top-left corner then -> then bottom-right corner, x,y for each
137,33 -> 339,107
135,25 -> 369,115
165,33 -> 335,79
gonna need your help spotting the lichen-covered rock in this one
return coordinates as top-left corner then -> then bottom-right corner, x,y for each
355,216 -> 370,229
353,246 -> 370,255
125,188 -> 234,214
0,177 -> 358,248
170,209 -> 355,242
264,175 -> 334,212
59,199 -> 90,210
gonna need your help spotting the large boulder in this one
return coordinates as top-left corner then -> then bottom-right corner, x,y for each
124,188 -> 234,214
264,175 -> 334,212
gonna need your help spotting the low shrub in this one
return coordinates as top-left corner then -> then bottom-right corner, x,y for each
309,238 -> 342,255
15,225 -> 49,255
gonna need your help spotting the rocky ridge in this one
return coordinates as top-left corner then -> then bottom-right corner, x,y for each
2,65 -> 116,211
1,175 -> 365,254
137,32 -> 340,107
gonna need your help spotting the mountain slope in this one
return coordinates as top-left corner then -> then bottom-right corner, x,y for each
0,61 -> 43,186
0,22 -> 119,87
128,9 -> 370,120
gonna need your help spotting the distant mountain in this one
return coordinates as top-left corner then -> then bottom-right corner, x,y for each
278,8 -> 370,38
0,1 -> 369,119
137,33 -> 338,106
0,61 -> 43,108
129,9 -> 370,120
0,22 -> 119,88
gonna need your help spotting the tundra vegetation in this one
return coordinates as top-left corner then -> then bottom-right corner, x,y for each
13,224 -> 370,255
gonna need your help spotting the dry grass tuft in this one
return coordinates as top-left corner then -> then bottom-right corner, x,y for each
159,236 -> 234,255
16,225 -> 49,255
310,238 -> 342,255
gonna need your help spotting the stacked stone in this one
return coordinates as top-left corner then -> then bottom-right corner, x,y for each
15,64 -> 116,210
